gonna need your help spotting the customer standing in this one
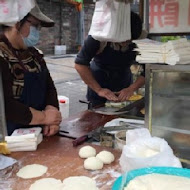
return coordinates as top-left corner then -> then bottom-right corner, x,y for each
0,2 -> 62,136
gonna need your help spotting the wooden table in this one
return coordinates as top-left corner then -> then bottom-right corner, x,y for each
59,110 -> 116,139
1,111 -> 122,190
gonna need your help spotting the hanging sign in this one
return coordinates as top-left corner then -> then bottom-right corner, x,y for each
149,0 -> 190,34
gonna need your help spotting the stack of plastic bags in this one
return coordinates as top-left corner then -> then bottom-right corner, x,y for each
0,0 -> 35,26
89,0 -> 131,42
5,127 -> 43,152
133,38 -> 190,65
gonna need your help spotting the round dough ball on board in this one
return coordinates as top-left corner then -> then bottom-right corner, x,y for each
29,178 -> 63,190
62,176 -> 99,190
79,145 -> 96,158
96,151 -> 115,164
16,164 -> 48,179
84,157 -> 103,170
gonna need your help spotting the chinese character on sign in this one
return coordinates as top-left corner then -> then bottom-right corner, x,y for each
150,0 -> 179,28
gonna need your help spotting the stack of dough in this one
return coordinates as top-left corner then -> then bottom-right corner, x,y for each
79,146 -> 115,170
124,173 -> 190,190
5,127 -> 43,151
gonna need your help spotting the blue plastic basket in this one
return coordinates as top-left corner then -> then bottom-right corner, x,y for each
112,167 -> 190,190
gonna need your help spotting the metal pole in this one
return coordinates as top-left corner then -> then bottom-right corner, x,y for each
143,0 -> 149,31
79,8 -> 85,46
77,5 -> 85,49
59,0 -> 63,45
0,68 -> 7,140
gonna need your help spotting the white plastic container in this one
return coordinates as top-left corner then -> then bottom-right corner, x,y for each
54,45 -> 66,55
115,130 -> 126,150
58,95 -> 69,119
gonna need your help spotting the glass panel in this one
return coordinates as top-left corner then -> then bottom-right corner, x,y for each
152,128 -> 190,160
152,72 -> 190,97
151,71 -> 190,161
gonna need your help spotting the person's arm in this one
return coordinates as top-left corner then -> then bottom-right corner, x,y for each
116,62 -> 145,103
75,64 -> 101,94
1,57 -> 61,126
75,64 -> 118,101
29,107 -> 61,126
75,36 -> 118,101
117,75 -> 145,101
43,125 -> 59,136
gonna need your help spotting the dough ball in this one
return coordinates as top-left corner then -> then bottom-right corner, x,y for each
29,178 -> 63,190
79,146 -> 96,158
144,148 -> 159,157
136,148 -> 159,158
84,157 -> 103,170
62,176 -> 99,190
96,151 -> 115,164
16,164 -> 47,179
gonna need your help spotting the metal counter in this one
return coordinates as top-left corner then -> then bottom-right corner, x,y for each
0,68 -> 7,141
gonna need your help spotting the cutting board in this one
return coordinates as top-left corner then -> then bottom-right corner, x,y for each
59,110 -> 116,139
1,136 -> 122,190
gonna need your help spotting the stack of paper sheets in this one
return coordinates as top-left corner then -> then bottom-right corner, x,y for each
133,38 -> 190,65
5,127 -> 43,152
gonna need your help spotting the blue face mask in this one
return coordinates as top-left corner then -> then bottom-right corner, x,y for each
22,26 -> 40,47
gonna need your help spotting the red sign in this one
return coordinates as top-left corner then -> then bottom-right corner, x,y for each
149,0 -> 190,34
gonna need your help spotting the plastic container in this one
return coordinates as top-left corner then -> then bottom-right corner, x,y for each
54,45 -> 66,55
58,95 -> 69,119
114,130 -> 126,150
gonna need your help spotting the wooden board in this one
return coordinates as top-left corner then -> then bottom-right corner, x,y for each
59,110 -> 116,139
0,136 -> 122,190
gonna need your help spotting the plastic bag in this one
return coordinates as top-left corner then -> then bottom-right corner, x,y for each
89,0 -> 131,42
0,0 -> 35,26
119,128 -> 182,172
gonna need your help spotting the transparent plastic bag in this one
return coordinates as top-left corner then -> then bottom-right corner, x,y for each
119,128 -> 182,172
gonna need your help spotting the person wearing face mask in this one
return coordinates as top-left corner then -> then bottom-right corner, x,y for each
0,3 -> 62,136
75,11 -> 145,107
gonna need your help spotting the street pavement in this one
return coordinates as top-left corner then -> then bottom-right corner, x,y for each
45,55 -> 88,116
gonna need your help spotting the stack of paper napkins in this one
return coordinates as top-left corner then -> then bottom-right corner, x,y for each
133,38 -> 190,65
5,127 -> 43,152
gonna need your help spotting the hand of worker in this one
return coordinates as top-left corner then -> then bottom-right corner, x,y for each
45,105 -> 59,111
97,88 -> 119,101
44,109 -> 62,126
43,125 -> 60,136
116,86 -> 135,102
